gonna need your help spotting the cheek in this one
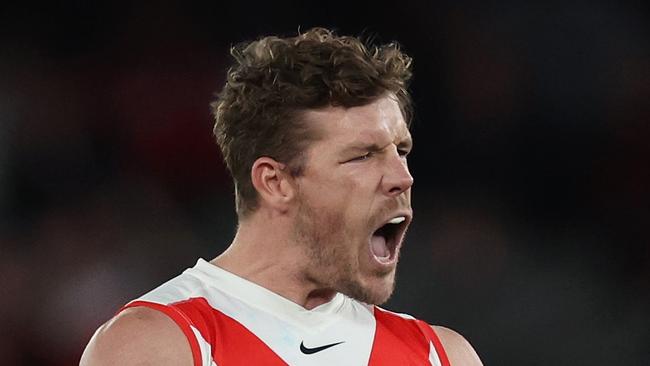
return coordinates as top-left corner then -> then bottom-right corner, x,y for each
309,174 -> 358,202
303,171 -> 374,222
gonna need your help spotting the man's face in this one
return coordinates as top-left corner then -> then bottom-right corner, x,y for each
291,95 -> 414,305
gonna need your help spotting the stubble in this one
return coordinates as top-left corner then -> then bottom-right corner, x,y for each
292,196 -> 395,305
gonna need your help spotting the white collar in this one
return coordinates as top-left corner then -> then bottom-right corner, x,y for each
189,258 -> 351,328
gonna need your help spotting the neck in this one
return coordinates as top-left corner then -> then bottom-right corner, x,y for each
210,215 -> 336,310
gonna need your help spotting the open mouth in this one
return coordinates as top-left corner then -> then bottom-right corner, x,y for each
370,216 -> 409,264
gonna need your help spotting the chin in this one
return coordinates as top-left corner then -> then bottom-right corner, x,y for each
367,289 -> 394,305
341,272 -> 396,305
369,278 -> 396,305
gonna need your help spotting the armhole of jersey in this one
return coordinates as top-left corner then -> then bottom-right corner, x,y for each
121,300 -> 203,366
415,320 -> 451,366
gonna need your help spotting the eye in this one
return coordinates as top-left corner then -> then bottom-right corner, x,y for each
349,152 -> 373,162
398,149 -> 410,157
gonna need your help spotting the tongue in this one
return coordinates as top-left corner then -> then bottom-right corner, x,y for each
371,235 -> 390,259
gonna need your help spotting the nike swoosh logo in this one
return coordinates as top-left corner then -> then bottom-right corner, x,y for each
299,341 -> 345,354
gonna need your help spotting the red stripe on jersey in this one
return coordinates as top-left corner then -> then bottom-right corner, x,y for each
125,297 -> 288,365
368,308 -> 450,366
415,320 -> 451,366
173,297 -> 287,365
122,300 -> 203,366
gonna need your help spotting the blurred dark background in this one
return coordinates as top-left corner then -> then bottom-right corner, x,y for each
1,1 -> 648,365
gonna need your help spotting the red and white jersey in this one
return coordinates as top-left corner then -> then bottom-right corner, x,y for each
121,259 -> 450,366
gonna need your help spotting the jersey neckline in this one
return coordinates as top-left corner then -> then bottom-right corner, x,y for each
189,258 -> 350,326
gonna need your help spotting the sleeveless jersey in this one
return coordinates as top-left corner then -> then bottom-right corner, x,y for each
120,259 -> 451,366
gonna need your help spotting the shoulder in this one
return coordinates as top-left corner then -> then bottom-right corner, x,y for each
433,325 -> 484,366
80,306 -> 193,366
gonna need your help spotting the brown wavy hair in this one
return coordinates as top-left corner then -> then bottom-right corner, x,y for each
211,27 -> 413,217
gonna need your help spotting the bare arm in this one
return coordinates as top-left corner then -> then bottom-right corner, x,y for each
80,307 -> 194,366
433,326 -> 483,366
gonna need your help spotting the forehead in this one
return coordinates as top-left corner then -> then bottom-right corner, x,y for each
302,96 -> 410,148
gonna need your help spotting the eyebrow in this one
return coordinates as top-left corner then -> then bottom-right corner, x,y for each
341,137 -> 413,155
341,143 -> 381,154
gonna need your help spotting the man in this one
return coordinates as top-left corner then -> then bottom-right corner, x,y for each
81,27 -> 483,365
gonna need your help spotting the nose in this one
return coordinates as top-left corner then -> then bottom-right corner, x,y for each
381,150 -> 414,197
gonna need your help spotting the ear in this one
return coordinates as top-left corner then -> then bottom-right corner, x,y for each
250,157 -> 296,213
